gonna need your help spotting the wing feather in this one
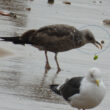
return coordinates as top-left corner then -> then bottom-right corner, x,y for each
60,77 -> 83,101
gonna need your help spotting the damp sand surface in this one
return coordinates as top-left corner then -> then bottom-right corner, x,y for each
0,0 -> 110,110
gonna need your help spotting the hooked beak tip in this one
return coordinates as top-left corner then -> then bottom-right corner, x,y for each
94,41 -> 102,50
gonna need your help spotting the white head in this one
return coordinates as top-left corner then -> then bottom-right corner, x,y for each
86,67 -> 102,86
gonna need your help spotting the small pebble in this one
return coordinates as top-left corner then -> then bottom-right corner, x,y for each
26,8 -> 31,11
63,1 -> 71,5
99,1 -> 102,3
103,19 -> 110,25
9,12 -> 17,18
0,11 -> 10,16
48,0 -> 54,5
101,40 -> 104,44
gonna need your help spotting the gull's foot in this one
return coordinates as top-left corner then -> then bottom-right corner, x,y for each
56,68 -> 61,74
45,63 -> 51,73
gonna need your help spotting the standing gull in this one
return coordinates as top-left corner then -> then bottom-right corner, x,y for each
50,68 -> 106,110
0,24 -> 102,73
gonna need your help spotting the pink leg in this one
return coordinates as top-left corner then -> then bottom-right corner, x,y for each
45,51 -> 51,73
54,53 -> 61,73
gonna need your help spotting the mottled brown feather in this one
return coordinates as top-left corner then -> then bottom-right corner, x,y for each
28,24 -> 83,52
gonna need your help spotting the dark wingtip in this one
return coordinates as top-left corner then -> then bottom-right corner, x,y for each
50,84 -> 58,90
50,84 -> 61,95
0,37 -> 11,41
0,37 -> 6,40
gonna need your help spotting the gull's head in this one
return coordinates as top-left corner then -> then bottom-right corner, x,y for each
87,67 -> 102,86
81,29 -> 102,49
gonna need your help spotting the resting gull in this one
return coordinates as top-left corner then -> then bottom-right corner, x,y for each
0,24 -> 102,73
50,67 -> 105,110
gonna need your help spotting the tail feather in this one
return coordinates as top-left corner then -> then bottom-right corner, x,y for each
0,36 -> 29,45
0,29 -> 36,45
50,84 -> 61,95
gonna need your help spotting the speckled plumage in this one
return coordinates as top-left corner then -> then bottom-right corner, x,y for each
30,24 -> 84,52
0,24 -> 102,73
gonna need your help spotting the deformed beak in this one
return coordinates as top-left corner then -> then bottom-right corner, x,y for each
94,41 -> 102,49
95,80 -> 99,87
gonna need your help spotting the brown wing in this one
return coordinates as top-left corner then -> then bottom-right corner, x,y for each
36,24 -> 76,37
29,24 -> 80,52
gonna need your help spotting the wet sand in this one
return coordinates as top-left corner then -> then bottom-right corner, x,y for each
0,0 -> 110,110
0,48 -> 12,57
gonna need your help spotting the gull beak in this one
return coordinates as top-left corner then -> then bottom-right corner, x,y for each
95,80 -> 99,87
94,41 -> 102,49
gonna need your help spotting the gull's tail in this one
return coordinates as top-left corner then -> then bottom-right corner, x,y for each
0,36 -> 26,45
0,29 -> 36,45
50,84 -> 61,95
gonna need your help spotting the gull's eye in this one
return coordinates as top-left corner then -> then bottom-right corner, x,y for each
87,35 -> 93,41
86,33 -> 94,41
90,73 -> 94,78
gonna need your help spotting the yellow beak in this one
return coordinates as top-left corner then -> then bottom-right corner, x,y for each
95,80 -> 99,86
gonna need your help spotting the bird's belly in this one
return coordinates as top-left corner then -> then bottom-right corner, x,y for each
70,99 -> 98,109
69,84 -> 105,109
48,45 -> 73,52
33,44 -> 74,52
70,94 -> 103,109
45,42 -> 74,52
33,40 -> 82,52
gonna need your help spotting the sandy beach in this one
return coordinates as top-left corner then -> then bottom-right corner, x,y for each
0,0 -> 110,110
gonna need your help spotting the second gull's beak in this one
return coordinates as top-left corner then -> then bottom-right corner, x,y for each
95,80 -> 99,87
